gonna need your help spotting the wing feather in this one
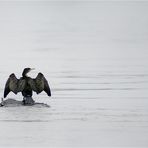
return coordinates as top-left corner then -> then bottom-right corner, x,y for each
4,74 -> 27,98
4,74 -> 18,98
44,77 -> 51,96
29,73 -> 51,96
17,78 -> 26,92
27,78 -> 37,92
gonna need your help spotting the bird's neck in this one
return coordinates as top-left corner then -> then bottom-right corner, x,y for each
22,72 -> 28,78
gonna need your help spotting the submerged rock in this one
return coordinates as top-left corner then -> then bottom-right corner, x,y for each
0,98 -> 50,107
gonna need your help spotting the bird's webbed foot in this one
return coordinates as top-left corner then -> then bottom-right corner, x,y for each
22,97 -> 35,105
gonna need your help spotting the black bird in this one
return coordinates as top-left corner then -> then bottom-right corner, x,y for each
4,68 -> 51,104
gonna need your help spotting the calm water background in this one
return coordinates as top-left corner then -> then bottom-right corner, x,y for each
0,1 -> 148,147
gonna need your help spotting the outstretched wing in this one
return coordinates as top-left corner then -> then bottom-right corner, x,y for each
4,74 -> 26,98
17,78 -> 26,92
28,73 -> 51,96
4,73 -> 18,98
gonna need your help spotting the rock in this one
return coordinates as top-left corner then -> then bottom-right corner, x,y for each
0,98 -> 50,107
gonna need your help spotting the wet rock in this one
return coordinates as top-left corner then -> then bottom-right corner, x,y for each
0,98 -> 50,107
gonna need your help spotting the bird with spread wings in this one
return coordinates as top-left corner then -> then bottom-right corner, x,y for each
4,68 -> 51,104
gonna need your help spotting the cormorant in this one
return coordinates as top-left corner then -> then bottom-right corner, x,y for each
3,68 -> 51,105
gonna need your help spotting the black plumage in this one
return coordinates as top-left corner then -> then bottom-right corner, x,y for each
4,68 -> 51,99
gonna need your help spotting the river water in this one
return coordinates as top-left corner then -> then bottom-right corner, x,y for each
0,1 -> 148,147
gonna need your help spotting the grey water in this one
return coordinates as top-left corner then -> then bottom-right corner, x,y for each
0,1 -> 148,147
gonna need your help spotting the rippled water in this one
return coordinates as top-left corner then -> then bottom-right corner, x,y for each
0,1 -> 148,147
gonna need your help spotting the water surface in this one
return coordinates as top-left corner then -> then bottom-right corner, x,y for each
0,1 -> 148,147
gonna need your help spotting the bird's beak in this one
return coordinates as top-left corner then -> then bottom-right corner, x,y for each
31,68 -> 35,71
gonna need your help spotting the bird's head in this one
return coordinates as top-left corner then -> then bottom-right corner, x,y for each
22,68 -> 35,77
